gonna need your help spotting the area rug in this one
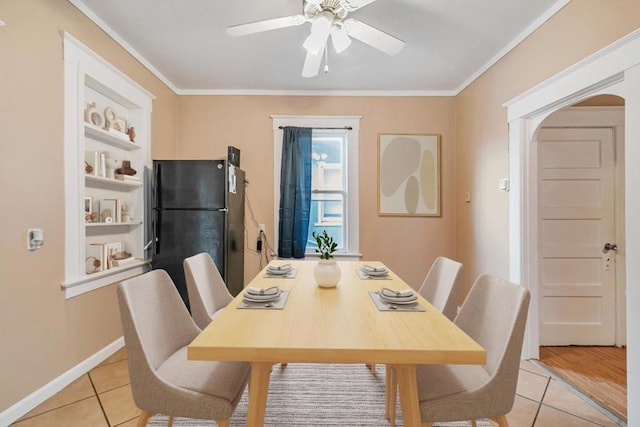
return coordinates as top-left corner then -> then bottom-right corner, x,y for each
148,363 -> 491,426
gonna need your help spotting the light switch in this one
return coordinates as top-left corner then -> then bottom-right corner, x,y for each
499,178 -> 510,191
464,191 -> 471,203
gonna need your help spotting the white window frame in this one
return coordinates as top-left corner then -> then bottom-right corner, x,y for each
272,115 -> 361,259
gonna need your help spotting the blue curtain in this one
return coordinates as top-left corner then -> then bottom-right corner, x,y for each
278,127 -> 312,258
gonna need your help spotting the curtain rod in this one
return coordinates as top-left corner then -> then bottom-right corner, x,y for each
278,126 -> 353,130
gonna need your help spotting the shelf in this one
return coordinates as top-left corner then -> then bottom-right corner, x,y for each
85,174 -> 142,189
85,123 -> 141,151
62,259 -> 150,299
86,221 -> 143,227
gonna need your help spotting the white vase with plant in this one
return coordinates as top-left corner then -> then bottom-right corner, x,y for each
312,230 -> 341,288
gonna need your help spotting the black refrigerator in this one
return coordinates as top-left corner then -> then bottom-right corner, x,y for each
152,159 -> 245,308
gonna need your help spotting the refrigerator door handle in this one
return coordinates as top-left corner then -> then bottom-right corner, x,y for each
154,209 -> 161,254
155,163 -> 162,210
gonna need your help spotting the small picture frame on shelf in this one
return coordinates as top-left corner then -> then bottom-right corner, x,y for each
113,118 -> 126,134
84,197 -> 97,222
99,198 -> 118,223
104,241 -> 123,269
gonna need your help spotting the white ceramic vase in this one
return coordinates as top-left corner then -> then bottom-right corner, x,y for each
104,157 -> 118,179
314,259 -> 341,288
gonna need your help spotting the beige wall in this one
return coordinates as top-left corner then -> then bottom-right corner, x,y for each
0,0 -> 177,411
454,0 -> 640,295
175,96 -> 457,288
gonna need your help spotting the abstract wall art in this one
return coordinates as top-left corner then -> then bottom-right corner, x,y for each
378,134 -> 441,216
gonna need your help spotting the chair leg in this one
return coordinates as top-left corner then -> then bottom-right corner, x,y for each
421,422 -> 432,427
137,410 -> 154,427
471,420 -> 477,427
216,420 -> 230,427
386,365 -> 397,427
490,415 -> 509,426
366,363 -> 376,374
167,415 -> 174,427
281,362 -> 288,367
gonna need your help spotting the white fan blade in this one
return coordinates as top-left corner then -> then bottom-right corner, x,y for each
342,18 -> 405,56
226,15 -> 306,37
340,0 -> 378,11
330,26 -> 351,53
302,49 -> 324,78
302,11 -> 334,54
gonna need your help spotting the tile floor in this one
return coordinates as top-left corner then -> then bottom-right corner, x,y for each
11,348 -> 623,426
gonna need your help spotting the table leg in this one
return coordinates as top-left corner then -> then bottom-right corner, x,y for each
394,364 -> 421,427
247,362 -> 273,427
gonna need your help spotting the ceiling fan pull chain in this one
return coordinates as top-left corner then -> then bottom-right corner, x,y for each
324,43 -> 330,73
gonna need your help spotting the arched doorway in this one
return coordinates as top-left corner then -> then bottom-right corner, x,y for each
504,29 -> 640,424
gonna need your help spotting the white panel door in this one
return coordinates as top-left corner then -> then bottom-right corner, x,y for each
538,128 -> 616,345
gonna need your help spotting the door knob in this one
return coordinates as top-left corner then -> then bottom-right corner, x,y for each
603,243 -> 618,253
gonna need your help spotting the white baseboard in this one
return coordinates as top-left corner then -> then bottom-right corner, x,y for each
0,337 -> 124,427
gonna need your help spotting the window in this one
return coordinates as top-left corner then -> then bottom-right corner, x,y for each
272,116 -> 361,259
307,130 -> 346,251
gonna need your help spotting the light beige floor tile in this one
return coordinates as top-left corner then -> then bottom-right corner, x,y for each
99,384 -> 140,426
516,368 -> 550,403
535,404 -> 603,426
542,379 -> 617,426
506,395 -> 540,427
520,360 -> 551,378
97,347 -> 127,367
16,375 -> 95,421
90,359 -> 131,393
11,396 -> 108,427
112,416 -> 139,426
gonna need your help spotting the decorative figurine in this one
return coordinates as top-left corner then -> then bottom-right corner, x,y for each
126,126 -> 136,142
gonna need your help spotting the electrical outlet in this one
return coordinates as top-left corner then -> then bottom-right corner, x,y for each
259,223 -> 265,233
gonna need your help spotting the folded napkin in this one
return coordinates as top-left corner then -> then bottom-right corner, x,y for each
267,263 -> 291,272
245,286 -> 280,296
363,265 -> 388,273
379,287 -> 415,299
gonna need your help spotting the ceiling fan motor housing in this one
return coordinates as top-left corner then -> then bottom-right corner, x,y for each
304,0 -> 349,21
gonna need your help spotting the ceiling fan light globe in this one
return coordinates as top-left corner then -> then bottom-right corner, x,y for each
303,32 -> 326,55
331,27 -> 351,53
310,11 -> 334,34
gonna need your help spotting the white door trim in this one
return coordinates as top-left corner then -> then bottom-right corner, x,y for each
504,28 -> 640,425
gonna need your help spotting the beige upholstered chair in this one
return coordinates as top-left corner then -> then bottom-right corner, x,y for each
117,269 -> 250,427
373,257 -> 463,375
417,256 -> 463,321
387,274 -> 530,427
184,252 -> 233,330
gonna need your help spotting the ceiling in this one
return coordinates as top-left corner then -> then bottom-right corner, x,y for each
70,0 -> 567,95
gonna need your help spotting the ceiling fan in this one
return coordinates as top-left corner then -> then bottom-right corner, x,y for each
226,0 -> 406,78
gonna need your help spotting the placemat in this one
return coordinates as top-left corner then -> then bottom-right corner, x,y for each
263,268 -> 298,279
356,269 -> 392,280
238,290 -> 290,309
368,291 -> 424,312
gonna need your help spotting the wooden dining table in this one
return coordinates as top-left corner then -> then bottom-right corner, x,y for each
188,260 -> 486,427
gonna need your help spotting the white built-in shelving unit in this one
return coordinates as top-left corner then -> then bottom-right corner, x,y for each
62,32 -> 155,298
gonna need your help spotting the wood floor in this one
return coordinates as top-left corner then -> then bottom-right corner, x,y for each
539,346 -> 626,421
